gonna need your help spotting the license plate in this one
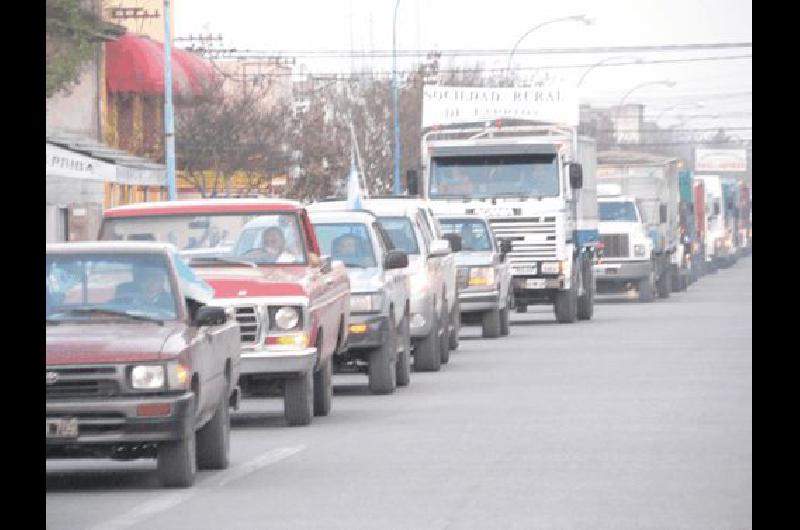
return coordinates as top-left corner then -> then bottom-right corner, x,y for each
514,266 -> 538,275
46,417 -> 78,439
525,278 -> 546,289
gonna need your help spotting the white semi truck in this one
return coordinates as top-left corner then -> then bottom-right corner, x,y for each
416,123 -> 599,323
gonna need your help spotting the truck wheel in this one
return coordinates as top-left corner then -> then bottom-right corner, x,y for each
639,270 -> 656,303
555,264 -> 578,323
657,265 -> 672,299
439,299 -> 450,365
368,311 -> 398,394
482,309 -> 501,338
157,429 -> 196,487
413,307 -> 441,372
284,369 -> 313,426
196,381 -> 230,470
448,299 -> 460,351
396,313 -> 411,386
577,261 -> 594,321
313,353 -> 333,416
499,294 -> 511,336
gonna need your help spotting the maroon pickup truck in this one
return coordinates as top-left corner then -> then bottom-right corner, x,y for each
101,200 -> 351,426
46,242 -> 241,487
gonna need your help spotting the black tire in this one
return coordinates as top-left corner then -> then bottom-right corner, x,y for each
413,306 -> 441,372
577,260 -> 594,321
396,313 -> 411,386
657,264 -> 672,299
313,353 -> 333,416
196,382 -> 230,471
499,294 -> 511,336
157,429 -> 196,488
439,300 -> 450,365
554,263 -> 578,323
515,302 -> 527,313
284,369 -> 313,426
639,270 -> 656,303
368,311 -> 398,394
448,299 -> 460,351
482,309 -> 501,338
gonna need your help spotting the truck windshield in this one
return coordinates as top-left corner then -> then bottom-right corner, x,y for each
430,154 -> 559,199
438,219 -> 493,251
377,217 -> 420,254
313,223 -> 377,268
101,212 -> 307,265
598,202 -> 639,222
46,253 -> 177,322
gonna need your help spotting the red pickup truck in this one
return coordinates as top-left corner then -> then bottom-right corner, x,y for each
101,200 -> 351,426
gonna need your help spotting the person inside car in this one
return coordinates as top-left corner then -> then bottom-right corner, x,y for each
245,226 -> 296,263
332,234 -> 371,267
114,265 -> 175,314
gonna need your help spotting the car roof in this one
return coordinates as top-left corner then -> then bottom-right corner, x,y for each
46,241 -> 175,254
104,199 -> 304,217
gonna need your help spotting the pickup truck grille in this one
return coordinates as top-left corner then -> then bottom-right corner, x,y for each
600,234 -> 629,258
456,267 -> 469,290
488,217 -> 558,268
47,378 -> 119,400
234,305 -> 261,345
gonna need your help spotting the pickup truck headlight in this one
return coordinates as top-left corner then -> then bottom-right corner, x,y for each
468,267 -> 495,286
351,293 -> 383,313
269,306 -> 303,331
634,244 -> 647,257
131,365 -> 165,390
541,262 -> 560,275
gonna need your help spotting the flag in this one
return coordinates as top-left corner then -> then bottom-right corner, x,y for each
346,151 -> 363,210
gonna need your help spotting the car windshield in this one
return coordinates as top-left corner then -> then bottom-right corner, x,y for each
599,202 -> 639,222
313,223 -> 377,268
377,216 -> 420,254
101,212 -> 307,265
430,154 -> 559,199
46,253 -> 178,322
439,219 -> 493,251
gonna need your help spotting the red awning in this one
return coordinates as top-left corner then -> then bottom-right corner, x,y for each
105,34 -> 216,96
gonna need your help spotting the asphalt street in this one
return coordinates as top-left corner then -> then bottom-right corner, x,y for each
46,257 -> 752,530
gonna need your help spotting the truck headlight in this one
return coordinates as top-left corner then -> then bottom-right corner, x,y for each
468,267 -> 495,286
270,306 -> 302,331
130,365 -> 165,390
166,362 -> 190,390
351,293 -> 383,313
634,244 -> 647,257
541,262 -> 560,274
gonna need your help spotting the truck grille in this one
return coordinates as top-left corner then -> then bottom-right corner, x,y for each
234,305 -> 261,345
488,216 -> 558,268
47,378 -> 119,400
456,267 -> 469,289
601,234 -> 629,258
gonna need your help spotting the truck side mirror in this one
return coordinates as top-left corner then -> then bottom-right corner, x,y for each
442,233 -> 462,252
406,169 -> 419,196
659,204 -> 668,224
568,163 -> 583,190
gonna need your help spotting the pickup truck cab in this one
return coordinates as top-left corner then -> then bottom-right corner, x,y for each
100,200 -> 350,427
46,242 -> 240,487
309,209 -> 411,393
437,213 -> 513,338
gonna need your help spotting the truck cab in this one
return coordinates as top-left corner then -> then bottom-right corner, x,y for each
694,175 -> 731,269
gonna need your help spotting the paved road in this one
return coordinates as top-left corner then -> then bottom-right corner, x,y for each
46,257 -> 752,530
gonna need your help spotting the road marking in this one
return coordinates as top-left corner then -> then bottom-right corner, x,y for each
89,445 -> 305,530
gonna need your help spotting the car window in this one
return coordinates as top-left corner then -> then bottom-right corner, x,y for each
313,223 -> 377,268
439,219 -> 494,252
372,222 -> 390,258
377,216 -> 420,255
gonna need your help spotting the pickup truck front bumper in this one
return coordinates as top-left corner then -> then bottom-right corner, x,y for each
594,260 -> 652,282
240,346 -> 317,377
345,314 -> 389,350
46,392 -> 195,457
459,289 -> 500,313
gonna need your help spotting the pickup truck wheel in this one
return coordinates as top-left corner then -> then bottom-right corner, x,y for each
157,428 -> 196,488
577,261 -> 594,321
196,383 -> 230,470
396,313 -> 411,387
439,301 -> 450,365
482,309 -> 501,338
554,263 -> 579,323
448,299 -> 460,351
313,354 -> 333,416
657,265 -> 672,299
368,312 -> 397,394
413,307 -> 441,372
499,293 -> 511,335
639,271 -> 656,303
284,369 -> 313,426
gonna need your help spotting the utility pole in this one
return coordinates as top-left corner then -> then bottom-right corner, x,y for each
392,0 -> 401,195
163,0 -> 176,200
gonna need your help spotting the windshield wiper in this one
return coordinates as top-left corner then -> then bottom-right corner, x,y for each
54,308 -> 165,325
186,256 -> 257,268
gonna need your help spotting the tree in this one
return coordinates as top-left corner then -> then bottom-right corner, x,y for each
46,0 -> 115,98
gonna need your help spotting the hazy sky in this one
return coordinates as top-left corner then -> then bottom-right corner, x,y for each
175,0 -> 751,136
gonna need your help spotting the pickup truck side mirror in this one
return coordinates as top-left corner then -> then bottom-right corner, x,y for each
659,204 -> 668,224
442,233 -> 462,252
194,305 -> 227,327
385,250 -> 409,270
429,239 -> 451,257
568,162 -> 583,190
320,255 -> 333,273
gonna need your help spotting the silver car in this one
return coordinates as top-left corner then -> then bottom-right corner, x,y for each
438,214 -> 513,338
308,209 -> 412,393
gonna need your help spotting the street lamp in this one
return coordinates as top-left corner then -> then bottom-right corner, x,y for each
617,79 -> 676,110
392,0 -> 401,195
577,56 -> 642,88
506,15 -> 593,78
